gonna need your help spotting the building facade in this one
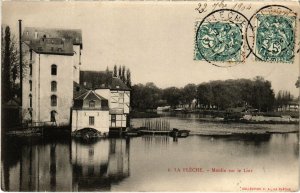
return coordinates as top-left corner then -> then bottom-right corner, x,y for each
72,90 -> 109,134
22,27 -> 82,126
80,71 -> 131,130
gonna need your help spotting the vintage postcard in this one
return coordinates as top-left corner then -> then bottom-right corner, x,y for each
1,0 -> 299,192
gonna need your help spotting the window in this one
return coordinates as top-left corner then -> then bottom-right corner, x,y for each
51,95 -> 57,106
89,116 -> 95,126
89,100 -> 95,108
30,49 -> 33,60
51,64 -> 57,75
29,80 -> 32,91
29,63 -> 32,76
29,94 -> 32,108
29,111 -> 32,122
111,114 -> 116,127
50,111 -> 56,122
51,81 -> 57,92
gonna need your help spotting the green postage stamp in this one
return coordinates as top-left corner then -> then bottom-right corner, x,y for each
194,5 -> 298,65
255,14 -> 296,63
195,22 -> 244,63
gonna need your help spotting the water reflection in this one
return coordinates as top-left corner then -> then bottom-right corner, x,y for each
1,137 -> 72,191
71,138 -> 130,191
1,136 -> 130,192
1,131 -> 298,191
208,133 -> 272,147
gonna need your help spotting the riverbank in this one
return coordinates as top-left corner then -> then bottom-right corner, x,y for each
131,110 -> 299,124
131,117 -> 299,137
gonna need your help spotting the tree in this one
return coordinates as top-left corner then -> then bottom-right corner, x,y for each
1,25 -> 28,103
113,65 -> 117,77
131,82 -> 162,110
2,26 -> 12,102
181,84 -> 197,108
296,77 -> 300,88
121,65 -> 126,83
118,65 -> 122,79
197,83 -> 213,109
195,77 -> 275,111
126,69 -> 131,87
276,90 -> 294,111
162,87 -> 181,108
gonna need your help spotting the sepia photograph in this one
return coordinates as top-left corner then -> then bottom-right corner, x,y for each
1,1 -> 299,192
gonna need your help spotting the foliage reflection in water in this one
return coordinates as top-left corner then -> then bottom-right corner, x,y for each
1,136 -> 130,192
1,131 -> 299,191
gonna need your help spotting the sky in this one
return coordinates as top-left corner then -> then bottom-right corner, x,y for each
2,1 -> 300,96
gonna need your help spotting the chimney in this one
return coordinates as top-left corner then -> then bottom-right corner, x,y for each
18,20 -> 23,107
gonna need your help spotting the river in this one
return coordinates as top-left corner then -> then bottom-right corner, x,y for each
1,115 -> 299,191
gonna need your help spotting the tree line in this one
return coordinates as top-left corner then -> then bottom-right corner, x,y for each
131,76 -> 296,112
1,25 -> 28,104
113,65 -> 131,87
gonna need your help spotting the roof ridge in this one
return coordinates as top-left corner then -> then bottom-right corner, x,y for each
83,90 -> 92,100
24,26 -> 82,31
92,91 -> 102,100
74,91 -> 88,100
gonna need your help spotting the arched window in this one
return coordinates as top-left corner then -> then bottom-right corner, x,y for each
51,64 -> 57,75
51,95 -> 57,106
29,63 -> 32,76
89,100 -> 95,108
50,110 -> 56,122
51,81 -> 57,92
29,94 -> 32,108
29,111 -> 32,122
29,80 -> 32,91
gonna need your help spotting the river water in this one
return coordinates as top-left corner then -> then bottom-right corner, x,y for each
1,115 -> 299,191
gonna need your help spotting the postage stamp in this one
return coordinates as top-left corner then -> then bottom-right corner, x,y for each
194,9 -> 252,67
195,22 -> 244,62
254,14 -> 296,63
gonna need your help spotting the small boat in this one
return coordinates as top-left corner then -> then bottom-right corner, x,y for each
125,131 -> 142,137
125,128 -> 142,137
169,128 -> 190,138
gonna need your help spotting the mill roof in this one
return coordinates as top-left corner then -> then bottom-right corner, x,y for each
22,27 -> 82,55
80,70 -> 131,91
75,90 -> 108,101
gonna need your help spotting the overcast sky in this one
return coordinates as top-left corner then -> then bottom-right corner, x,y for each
2,1 -> 300,96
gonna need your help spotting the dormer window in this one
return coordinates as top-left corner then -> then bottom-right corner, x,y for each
89,100 -> 95,108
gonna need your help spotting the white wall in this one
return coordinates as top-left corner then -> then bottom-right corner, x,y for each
95,89 -> 110,102
22,46 -> 75,126
73,45 -> 81,83
72,110 -> 109,133
95,89 -> 130,128
39,54 -> 74,126
71,139 -> 109,166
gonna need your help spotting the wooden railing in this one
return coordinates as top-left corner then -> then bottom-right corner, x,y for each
24,121 -> 57,128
